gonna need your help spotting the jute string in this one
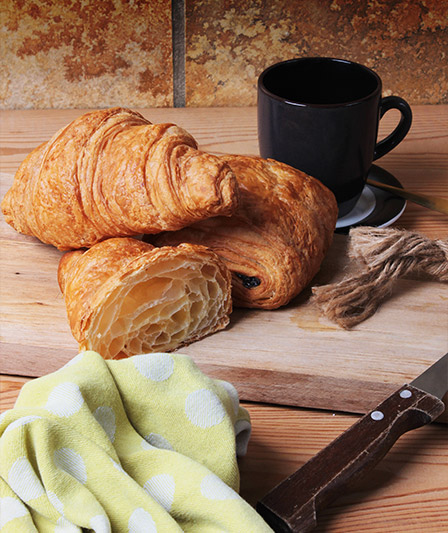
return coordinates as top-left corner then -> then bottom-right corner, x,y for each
312,227 -> 448,329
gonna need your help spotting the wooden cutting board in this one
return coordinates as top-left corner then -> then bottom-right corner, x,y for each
1,170 -> 447,415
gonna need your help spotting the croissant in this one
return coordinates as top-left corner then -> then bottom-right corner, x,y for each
150,155 -> 338,309
57,237 -> 232,359
1,108 -> 238,251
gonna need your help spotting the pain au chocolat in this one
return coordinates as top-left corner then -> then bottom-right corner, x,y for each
58,237 -> 232,358
150,155 -> 338,309
1,108 -> 238,251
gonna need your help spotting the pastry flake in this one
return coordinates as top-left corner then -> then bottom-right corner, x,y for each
1,108 -> 238,250
150,155 -> 338,309
58,237 -> 232,358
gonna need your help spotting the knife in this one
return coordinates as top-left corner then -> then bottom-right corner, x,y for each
257,352 -> 448,533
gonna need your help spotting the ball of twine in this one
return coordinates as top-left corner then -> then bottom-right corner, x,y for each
312,227 -> 448,329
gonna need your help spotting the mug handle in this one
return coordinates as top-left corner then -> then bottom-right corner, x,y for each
373,96 -> 412,160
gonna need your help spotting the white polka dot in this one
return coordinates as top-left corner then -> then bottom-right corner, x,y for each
143,433 -> 173,451
0,497 -> 30,528
200,474 -> 239,501
143,474 -> 175,512
54,516 -> 81,532
185,389 -> 226,428
46,382 -> 84,417
128,508 -> 157,533
218,380 -> 240,416
61,352 -> 85,369
110,458 -> 126,474
8,457 -> 45,502
47,490 -> 65,515
235,419 -> 252,456
90,514 -> 111,533
133,353 -> 174,382
93,406 -> 116,442
141,439 -> 153,450
54,448 -> 87,484
4,415 -> 42,435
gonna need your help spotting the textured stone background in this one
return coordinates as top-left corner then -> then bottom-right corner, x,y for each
1,0 -> 173,108
2,0 -> 447,109
185,0 -> 448,106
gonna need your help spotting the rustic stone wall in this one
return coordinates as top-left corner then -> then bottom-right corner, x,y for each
1,0 -> 173,108
2,0 -> 447,109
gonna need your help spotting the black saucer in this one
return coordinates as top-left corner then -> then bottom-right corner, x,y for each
335,164 -> 406,233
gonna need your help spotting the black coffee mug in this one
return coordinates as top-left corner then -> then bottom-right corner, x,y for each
258,57 -> 412,216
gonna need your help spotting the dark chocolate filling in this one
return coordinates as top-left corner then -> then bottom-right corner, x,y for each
235,273 -> 261,289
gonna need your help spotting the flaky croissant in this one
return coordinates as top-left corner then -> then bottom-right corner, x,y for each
1,108 -> 238,251
150,155 -> 338,309
58,237 -> 232,358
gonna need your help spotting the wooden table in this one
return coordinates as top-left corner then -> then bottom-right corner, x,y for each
1,107 -> 447,532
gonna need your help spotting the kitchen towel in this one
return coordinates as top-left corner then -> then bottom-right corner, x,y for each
0,350 -> 272,532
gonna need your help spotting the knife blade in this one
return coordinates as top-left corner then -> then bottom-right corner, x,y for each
257,352 -> 447,533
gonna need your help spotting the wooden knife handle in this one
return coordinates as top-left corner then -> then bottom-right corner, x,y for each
257,385 -> 445,533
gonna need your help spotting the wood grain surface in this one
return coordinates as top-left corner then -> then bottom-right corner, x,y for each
1,106 -> 447,413
1,105 -> 447,238
1,178 -> 447,411
1,107 -> 447,532
0,106 -> 448,412
1,375 -> 447,533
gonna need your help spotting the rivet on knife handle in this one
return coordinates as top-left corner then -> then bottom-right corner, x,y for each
256,385 -> 445,533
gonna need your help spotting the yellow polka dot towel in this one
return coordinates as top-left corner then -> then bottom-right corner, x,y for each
0,351 -> 273,532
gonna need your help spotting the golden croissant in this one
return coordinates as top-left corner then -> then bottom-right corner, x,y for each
58,237 -> 232,358
151,155 -> 338,309
1,108 -> 238,251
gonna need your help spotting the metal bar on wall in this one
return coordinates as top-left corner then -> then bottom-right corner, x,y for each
172,0 -> 186,107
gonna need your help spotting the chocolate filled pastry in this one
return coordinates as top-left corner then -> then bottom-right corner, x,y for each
58,237 -> 232,358
1,108 -> 238,250
150,155 -> 338,309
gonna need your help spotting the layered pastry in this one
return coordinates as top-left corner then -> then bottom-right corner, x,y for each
1,108 -> 238,250
151,155 -> 338,309
58,237 -> 232,358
